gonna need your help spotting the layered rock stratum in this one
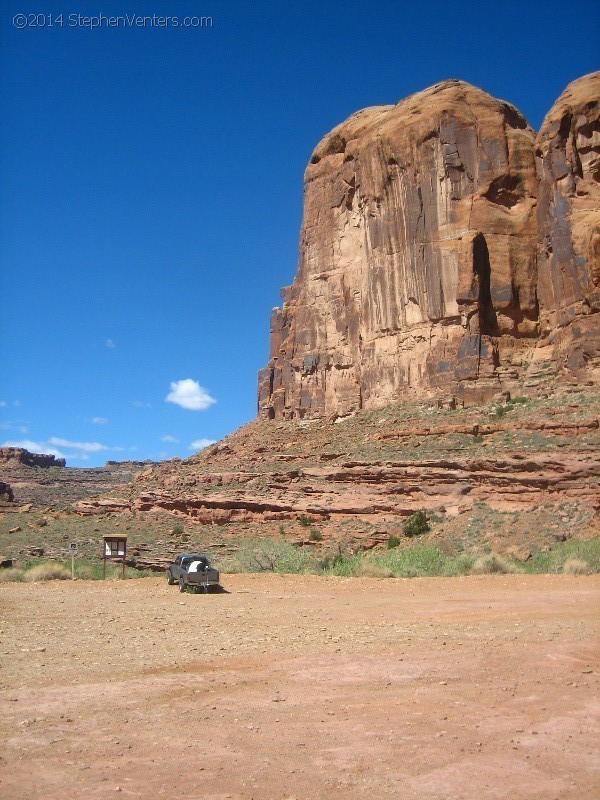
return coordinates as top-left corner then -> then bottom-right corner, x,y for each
259,74 -> 600,420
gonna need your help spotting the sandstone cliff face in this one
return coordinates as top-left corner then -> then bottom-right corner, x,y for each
536,72 -> 600,376
259,76 -> 600,420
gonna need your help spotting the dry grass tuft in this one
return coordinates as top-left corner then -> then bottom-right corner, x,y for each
562,558 -> 589,575
358,562 -> 394,579
24,562 -> 71,582
471,554 -> 515,575
0,568 -> 25,582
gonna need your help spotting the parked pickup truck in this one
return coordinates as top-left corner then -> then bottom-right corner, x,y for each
166,554 -> 220,593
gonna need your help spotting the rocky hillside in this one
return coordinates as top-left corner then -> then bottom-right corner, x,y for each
259,74 -> 599,420
0,448 -> 154,509
71,385 -> 599,559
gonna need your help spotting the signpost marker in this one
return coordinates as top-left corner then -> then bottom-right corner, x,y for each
68,542 -> 78,579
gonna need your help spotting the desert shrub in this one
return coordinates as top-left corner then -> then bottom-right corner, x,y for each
234,538 -> 311,574
74,561 -> 103,580
441,554 -> 476,577
387,535 -> 401,549
562,558 -> 590,575
317,551 -> 361,577
24,562 -> 71,582
357,561 -> 393,578
376,545 -> 445,577
471,554 -> 515,575
308,528 -> 323,541
403,511 -> 430,537
172,522 -> 185,535
511,396 -> 529,405
0,568 -> 25,582
525,538 -> 600,574
491,404 -> 508,420
297,515 -> 311,528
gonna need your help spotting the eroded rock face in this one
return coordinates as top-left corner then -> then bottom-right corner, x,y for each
259,76 -> 600,420
259,80 -> 539,419
536,72 -> 600,375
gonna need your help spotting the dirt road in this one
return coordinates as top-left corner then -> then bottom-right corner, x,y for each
1,573 -> 598,799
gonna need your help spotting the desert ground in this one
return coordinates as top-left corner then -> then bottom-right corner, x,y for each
0,573 -> 598,800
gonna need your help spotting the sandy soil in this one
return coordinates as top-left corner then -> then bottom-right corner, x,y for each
0,573 -> 598,799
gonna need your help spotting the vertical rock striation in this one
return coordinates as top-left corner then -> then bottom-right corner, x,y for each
259,76 -> 600,420
536,72 -> 600,377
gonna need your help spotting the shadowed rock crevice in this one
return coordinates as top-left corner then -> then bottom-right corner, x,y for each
472,234 -> 498,337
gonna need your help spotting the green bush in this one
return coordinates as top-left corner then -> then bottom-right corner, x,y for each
234,538 -> 311,574
403,511 -> 430,537
297,515 -> 312,528
491,404 -> 508,420
375,545 -> 445,577
172,522 -> 185,535
317,550 -> 360,577
387,535 -> 401,549
523,538 -> 600,574
309,528 -> 323,541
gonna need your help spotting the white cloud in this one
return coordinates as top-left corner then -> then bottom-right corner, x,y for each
105,339 -> 116,348
189,438 -> 217,451
48,437 -> 109,453
161,434 -> 179,443
166,379 -> 216,411
131,400 -> 152,409
91,417 -> 108,425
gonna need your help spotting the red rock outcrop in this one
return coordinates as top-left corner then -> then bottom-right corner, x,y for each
535,72 -> 600,377
259,76 -> 600,421
0,448 -> 66,468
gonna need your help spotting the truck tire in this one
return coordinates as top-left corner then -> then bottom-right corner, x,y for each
179,576 -> 186,593
167,570 -> 176,585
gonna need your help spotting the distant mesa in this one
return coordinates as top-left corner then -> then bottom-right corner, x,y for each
0,447 -> 66,468
258,73 -> 600,420
0,448 -> 157,509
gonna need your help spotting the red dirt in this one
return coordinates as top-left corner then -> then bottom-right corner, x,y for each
0,573 -> 599,799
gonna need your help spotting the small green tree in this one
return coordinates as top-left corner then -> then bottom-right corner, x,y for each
403,511 -> 430,537
387,535 -> 401,549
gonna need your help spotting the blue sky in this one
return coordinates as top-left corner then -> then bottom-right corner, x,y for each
1,0 -> 598,466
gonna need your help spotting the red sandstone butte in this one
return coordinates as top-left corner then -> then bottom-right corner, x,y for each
259,75 -> 600,421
